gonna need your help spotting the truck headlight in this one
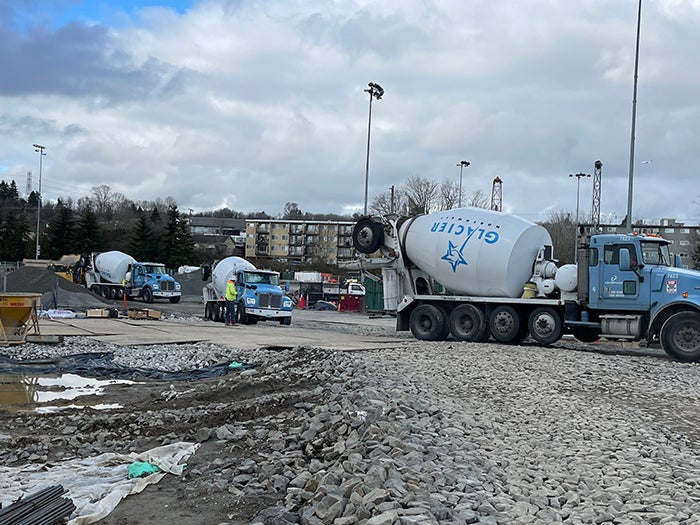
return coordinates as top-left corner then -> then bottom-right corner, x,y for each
152,284 -> 160,290
245,297 -> 256,306
175,283 -> 181,290
283,298 -> 292,308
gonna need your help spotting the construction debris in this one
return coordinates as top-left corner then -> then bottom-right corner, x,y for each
0,485 -> 75,525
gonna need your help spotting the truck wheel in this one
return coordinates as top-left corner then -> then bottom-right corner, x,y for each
90,285 -> 100,295
169,296 -> 181,303
142,288 -> 153,303
528,307 -> 564,345
489,305 -> 526,343
101,286 -> 110,299
660,311 -> 700,362
116,288 -> 124,299
352,218 -> 384,254
410,304 -> 447,341
237,302 -> 249,324
280,317 -> 291,326
109,287 -> 118,300
449,304 -> 488,342
571,327 -> 600,343
205,303 -> 212,320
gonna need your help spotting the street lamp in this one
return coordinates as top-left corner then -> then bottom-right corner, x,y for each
33,144 -> 46,259
363,82 -> 384,215
457,160 -> 470,208
626,0 -> 643,231
570,171 -> 591,261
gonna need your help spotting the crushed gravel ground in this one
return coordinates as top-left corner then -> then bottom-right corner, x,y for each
1,311 -> 700,525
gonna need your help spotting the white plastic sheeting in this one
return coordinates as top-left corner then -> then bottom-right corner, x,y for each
0,441 -> 199,525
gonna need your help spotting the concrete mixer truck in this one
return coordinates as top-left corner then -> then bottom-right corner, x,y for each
75,251 -> 182,303
352,207 -> 700,362
202,256 -> 293,325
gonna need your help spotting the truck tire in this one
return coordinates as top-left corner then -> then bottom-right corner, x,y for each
660,311 -> 700,362
169,296 -> 181,303
90,285 -> 100,295
352,218 -> 384,254
237,302 -> 249,324
528,307 -> 564,345
489,305 -> 526,343
280,317 -> 292,326
410,304 -> 448,341
142,288 -> 153,303
205,303 -> 212,320
101,286 -> 110,299
109,287 -> 117,300
449,304 -> 488,342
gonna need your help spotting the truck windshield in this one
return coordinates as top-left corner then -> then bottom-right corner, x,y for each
641,241 -> 670,266
244,272 -> 279,285
144,265 -> 167,274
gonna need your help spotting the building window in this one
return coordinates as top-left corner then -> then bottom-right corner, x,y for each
665,228 -> 675,233
680,240 -> 690,246
282,235 -> 288,240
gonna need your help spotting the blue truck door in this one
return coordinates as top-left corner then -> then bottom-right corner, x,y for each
596,242 -> 650,311
133,265 -> 146,288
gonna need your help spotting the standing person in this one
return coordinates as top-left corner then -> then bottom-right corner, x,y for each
225,277 -> 237,326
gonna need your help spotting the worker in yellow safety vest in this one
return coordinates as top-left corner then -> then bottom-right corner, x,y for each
224,278 -> 237,326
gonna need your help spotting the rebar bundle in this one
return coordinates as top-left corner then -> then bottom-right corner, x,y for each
0,485 -> 75,525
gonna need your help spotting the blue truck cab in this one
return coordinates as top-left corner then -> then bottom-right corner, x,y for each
131,262 -> 182,303
234,267 -> 293,325
571,233 -> 700,361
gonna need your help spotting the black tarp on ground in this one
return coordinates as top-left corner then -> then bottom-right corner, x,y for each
0,352 -> 257,381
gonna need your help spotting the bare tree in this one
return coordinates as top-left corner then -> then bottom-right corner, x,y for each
466,189 -> 490,209
404,175 -> 439,215
540,209 -> 576,264
439,180 -> 459,211
90,185 -> 114,217
369,187 -> 408,216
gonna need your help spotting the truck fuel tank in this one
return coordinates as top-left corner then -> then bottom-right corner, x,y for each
399,208 -> 553,298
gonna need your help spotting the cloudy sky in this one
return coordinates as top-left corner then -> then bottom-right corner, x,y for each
1,0 -> 699,224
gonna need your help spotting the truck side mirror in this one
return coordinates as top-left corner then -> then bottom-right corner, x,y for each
619,248 -> 631,271
674,254 -> 682,268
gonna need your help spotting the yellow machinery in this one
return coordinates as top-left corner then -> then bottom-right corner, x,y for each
0,293 -> 42,345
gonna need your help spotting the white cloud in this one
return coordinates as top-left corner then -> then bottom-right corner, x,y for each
1,0 -> 699,223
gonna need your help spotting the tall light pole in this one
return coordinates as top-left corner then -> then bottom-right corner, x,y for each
363,82 -> 384,215
457,160 -> 470,208
33,144 -> 46,259
570,171 -> 590,261
626,0 -> 643,231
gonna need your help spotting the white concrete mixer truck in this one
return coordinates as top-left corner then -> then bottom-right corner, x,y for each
75,251 -> 182,303
352,207 -> 700,362
202,256 -> 293,325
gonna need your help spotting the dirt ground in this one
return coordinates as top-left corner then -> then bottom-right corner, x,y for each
1,344 -> 327,525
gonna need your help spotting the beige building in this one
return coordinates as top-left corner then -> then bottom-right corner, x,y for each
245,219 -> 356,264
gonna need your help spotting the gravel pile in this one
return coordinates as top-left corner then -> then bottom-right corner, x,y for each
3,332 -> 700,524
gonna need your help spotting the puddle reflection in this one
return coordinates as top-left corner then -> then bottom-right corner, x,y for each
0,373 -> 134,412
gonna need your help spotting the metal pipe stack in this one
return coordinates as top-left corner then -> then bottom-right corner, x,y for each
0,485 -> 75,525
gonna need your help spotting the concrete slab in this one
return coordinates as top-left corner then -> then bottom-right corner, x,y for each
36,313 -> 407,351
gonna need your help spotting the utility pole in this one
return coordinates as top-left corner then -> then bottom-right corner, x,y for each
457,161 -> 470,208
363,82 -> 384,215
33,144 -> 46,259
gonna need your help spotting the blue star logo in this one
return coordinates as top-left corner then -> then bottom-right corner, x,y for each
441,240 -> 468,272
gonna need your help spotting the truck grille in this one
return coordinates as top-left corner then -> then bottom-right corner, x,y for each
259,293 -> 282,308
161,281 -> 175,291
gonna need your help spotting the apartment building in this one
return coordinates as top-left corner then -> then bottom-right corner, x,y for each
244,219 -> 356,264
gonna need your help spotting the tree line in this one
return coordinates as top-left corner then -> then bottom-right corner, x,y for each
0,181 -> 194,269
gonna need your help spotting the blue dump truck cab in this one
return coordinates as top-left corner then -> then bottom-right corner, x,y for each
235,267 -> 293,325
131,262 -> 182,303
569,233 -> 700,361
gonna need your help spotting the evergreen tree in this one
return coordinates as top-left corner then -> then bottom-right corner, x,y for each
74,206 -> 103,254
130,213 -> 157,261
43,198 -> 75,259
163,204 -> 194,268
0,211 -> 30,261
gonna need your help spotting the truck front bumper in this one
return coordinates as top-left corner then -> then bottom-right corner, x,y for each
153,291 -> 182,299
246,308 -> 292,319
